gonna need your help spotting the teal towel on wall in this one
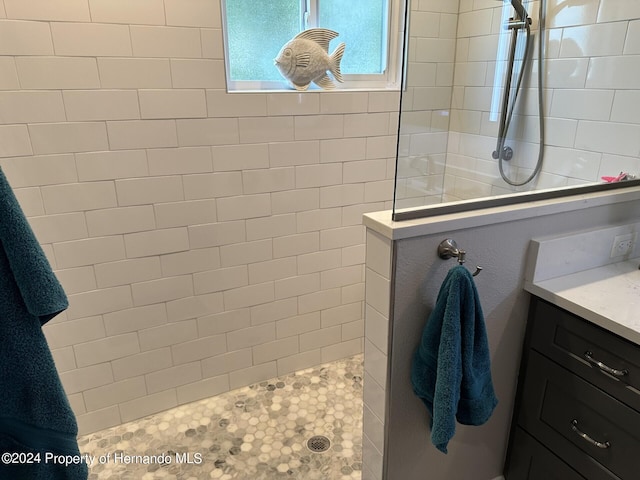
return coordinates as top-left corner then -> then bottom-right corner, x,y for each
411,265 -> 498,454
0,168 -> 88,479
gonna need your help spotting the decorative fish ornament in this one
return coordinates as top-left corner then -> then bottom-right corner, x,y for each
274,28 -> 346,91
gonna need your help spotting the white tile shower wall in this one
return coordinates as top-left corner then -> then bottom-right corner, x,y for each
446,0 -> 640,201
0,1 -> 399,434
362,230 -> 392,480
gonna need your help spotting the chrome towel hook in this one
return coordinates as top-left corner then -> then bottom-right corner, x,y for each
437,239 -> 483,277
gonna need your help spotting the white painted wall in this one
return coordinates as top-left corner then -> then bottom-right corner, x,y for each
363,188 -> 640,479
0,0 -> 399,434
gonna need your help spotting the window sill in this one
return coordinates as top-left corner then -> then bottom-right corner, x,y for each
226,84 -> 401,94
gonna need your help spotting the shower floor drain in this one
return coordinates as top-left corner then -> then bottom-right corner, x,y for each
306,435 -> 331,453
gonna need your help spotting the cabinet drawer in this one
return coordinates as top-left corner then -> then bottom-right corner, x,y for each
530,299 -> 640,412
519,351 -> 640,480
505,427 -> 586,480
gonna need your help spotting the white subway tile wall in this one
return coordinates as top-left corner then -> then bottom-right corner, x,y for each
362,230 -> 392,480
0,0 -> 398,435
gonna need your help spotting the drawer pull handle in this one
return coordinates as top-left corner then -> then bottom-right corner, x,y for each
584,351 -> 628,378
571,420 -> 610,449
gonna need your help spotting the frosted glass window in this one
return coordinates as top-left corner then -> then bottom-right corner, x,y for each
222,0 -> 395,90
225,0 -> 301,81
318,0 -> 387,74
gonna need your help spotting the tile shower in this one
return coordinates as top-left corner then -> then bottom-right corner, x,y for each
0,0 -> 397,439
79,355 -> 363,479
5,0 -> 640,479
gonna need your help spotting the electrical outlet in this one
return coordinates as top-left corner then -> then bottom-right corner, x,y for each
610,233 -> 636,258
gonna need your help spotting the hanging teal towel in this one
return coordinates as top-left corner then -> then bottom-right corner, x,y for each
0,168 -> 88,479
411,265 -> 498,454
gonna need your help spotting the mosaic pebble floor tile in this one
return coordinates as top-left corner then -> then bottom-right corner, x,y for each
79,354 -> 363,480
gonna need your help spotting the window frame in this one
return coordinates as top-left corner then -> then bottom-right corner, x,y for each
220,0 -> 405,92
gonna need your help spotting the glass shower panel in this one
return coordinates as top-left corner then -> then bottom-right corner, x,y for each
394,0 -> 542,211
393,0 -> 640,220
393,0 -> 456,210
394,0 -> 640,219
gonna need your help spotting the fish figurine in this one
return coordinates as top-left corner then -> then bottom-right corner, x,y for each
274,28 -> 345,91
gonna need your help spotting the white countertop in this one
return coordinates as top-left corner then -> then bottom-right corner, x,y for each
526,259 -> 640,346
364,186 -> 640,240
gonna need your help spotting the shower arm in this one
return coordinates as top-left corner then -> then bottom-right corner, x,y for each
495,0 -> 530,26
509,0 -> 529,24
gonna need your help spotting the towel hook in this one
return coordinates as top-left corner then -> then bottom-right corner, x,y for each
437,239 -> 483,277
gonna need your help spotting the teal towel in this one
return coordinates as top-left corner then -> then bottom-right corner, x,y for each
411,266 -> 498,454
0,168 -> 88,479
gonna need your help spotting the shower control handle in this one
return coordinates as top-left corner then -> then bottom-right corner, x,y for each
492,146 -> 513,161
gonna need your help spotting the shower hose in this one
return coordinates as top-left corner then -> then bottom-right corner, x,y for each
498,0 -> 545,186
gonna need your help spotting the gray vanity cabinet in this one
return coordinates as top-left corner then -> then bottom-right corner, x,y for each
504,297 -> 640,480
